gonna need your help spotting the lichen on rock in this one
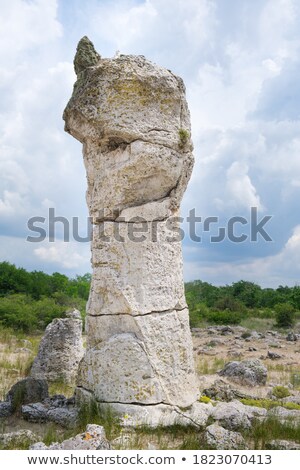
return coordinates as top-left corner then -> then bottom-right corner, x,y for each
74,36 -> 101,76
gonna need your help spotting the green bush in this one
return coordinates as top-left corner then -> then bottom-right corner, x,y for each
178,129 -> 189,148
189,303 -> 210,328
206,310 -> 242,325
251,308 -> 276,319
272,386 -> 290,399
275,303 -> 295,328
0,294 -> 39,332
214,296 -> 246,313
241,331 -> 251,339
199,395 -> 211,404
0,293 -> 85,333
240,398 -> 300,411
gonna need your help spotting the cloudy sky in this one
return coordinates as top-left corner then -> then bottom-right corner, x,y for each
1,0 -> 300,287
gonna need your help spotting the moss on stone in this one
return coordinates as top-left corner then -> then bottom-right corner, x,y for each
74,36 -> 101,75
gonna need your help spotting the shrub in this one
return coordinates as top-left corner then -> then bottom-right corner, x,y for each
272,386 -> 290,399
240,398 -> 300,411
199,395 -> 211,404
275,303 -> 295,328
206,310 -> 242,325
241,331 -> 251,339
189,303 -> 210,328
178,129 -> 189,148
214,296 -> 246,313
251,308 -> 276,319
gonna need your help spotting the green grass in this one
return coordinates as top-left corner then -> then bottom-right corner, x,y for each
178,129 -> 189,148
240,317 -> 275,332
0,436 -> 34,450
48,381 -> 75,398
77,401 -> 121,441
197,357 -> 227,375
134,424 -> 206,450
244,417 -> 300,449
240,398 -> 300,411
199,395 -> 212,404
43,425 -> 75,447
272,386 -> 290,399
291,373 -> 300,389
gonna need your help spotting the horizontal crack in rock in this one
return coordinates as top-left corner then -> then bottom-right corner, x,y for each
87,306 -> 187,318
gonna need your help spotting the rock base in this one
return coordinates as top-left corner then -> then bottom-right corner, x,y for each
75,387 -> 210,428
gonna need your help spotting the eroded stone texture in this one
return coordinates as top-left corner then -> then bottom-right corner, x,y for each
30,311 -> 84,386
89,220 -> 186,316
78,309 -> 196,407
63,37 -> 198,417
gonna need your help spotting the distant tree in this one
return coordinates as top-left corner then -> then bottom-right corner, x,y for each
49,272 -> 69,295
30,271 -> 52,299
232,280 -> 262,308
214,295 -> 246,313
275,303 -> 295,328
0,262 -> 31,295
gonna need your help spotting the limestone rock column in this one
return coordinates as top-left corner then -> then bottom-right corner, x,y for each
63,37 -> 199,416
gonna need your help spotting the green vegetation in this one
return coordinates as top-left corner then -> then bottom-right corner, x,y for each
1,262 -> 300,333
244,417 -> 300,448
272,385 -> 290,399
0,262 -> 90,332
197,357 -> 227,375
77,400 -> 121,440
48,381 -> 75,398
275,302 -> 295,328
186,279 -> 300,329
178,128 -> 189,148
240,397 -> 300,411
199,395 -> 211,404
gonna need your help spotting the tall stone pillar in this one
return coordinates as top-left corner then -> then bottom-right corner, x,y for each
63,37 -> 200,426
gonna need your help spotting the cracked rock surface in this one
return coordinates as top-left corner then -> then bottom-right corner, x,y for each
30,310 -> 84,386
63,37 -> 198,414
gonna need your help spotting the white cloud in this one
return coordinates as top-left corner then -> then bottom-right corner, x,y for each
225,161 -> 263,210
0,0 -> 62,64
34,241 -> 89,270
1,0 -> 300,286
0,191 -> 28,216
184,224 -> 300,288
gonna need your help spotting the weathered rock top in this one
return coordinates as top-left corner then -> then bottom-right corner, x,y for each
63,37 -> 194,219
74,36 -> 101,75
64,36 -> 192,152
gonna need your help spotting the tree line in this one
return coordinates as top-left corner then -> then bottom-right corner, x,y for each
0,262 -> 90,332
0,262 -> 299,332
186,280 -> 300,328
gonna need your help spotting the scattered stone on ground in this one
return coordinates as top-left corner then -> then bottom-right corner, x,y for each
203,379 -> 250,402
0,401 -> 13,418
210,400 -> 267,431
204,424 -> 247,450
6,377 -> 49,408
286,332 -> 298,342
268,406 -> 300,424
30,424 -> 110,450
0,430 -> 40,449
267,351 -> 282,360
21,395 -> 78,428
266,439 -> 300,450
282,394 -> 300,404
219,359 -> 267,386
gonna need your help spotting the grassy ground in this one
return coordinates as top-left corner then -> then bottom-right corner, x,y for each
0,328 -> 41,401
1,323 -> 300,450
